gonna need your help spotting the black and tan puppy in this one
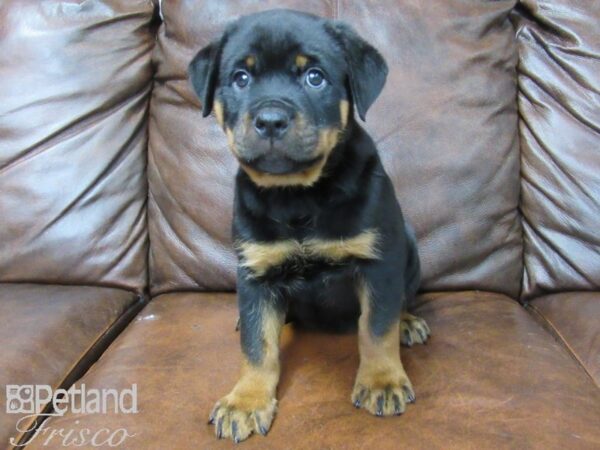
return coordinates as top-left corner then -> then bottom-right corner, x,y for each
189,9 -> 430,443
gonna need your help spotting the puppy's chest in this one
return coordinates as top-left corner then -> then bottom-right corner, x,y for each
236,229 -> 380,280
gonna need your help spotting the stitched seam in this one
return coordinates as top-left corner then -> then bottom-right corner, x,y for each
527,303 -> 598,389
13,295 -> 147,448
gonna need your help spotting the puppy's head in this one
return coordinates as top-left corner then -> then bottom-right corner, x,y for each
189,9 -> 388,188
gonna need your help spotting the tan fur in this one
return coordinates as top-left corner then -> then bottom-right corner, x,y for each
315,127 -> 340,156
213,100 -> 224,128
352,279 -> 415,416
400,312 -> 430,346
241,127 -> 340,187
340,99 -> 350,129
242,112 -> 251,132
237,230 -> 380,278
237,240 -> 302,277
210,307 -> 284,442
305,230 -> 380,261
245,55 -> 256,68
240,161 -> 326,187
295,54 -> 308,69
225,127 -> 239,157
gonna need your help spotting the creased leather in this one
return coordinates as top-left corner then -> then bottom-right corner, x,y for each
514,0 -> 600,299
0,0 -> 155,293
26,292 -> 600,449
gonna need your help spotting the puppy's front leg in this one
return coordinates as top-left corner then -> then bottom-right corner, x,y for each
352,271 -> 415,416
209,276 -> 285,442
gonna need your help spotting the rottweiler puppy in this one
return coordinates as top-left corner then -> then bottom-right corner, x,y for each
189,9 -> 430,443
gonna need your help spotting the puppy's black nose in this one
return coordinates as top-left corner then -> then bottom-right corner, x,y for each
253,107 -> 289,140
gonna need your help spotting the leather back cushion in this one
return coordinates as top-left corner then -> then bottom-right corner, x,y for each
0,0 -> 154,292
514,0 -> 600,298
148,0 -> 522,296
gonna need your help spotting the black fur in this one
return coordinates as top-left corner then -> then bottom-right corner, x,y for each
189,9 -> 420,365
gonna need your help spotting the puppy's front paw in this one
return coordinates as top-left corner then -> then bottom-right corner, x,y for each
400,312 -> 430,346
352,370 -> 415,417
209,391 -> 277,443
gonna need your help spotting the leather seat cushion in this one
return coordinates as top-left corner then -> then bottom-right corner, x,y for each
529,292 -> 600,387
0,284 -> 142,447
26,291 -> 600,449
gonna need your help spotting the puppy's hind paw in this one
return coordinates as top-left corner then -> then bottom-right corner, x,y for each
400,312 -> 430,347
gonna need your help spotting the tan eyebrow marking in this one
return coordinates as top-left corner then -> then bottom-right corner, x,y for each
245,55 -> 256,68
295,54 -> 309,69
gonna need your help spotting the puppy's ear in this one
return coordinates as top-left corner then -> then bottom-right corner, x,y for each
326,21 -> 388,121
188,36 -> 226,117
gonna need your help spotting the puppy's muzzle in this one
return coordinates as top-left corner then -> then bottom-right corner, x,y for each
240,99 -> 321,175
250,100 -> 294,140
253,107 -> 289,140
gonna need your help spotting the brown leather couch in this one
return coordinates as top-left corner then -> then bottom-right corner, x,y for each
1,1 -> 599,449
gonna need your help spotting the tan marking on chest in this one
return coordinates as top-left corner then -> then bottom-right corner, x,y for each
237,240 -> 302,277
237,230 -> 380,277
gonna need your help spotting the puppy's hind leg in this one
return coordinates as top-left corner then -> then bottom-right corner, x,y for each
400,222 -> 429,347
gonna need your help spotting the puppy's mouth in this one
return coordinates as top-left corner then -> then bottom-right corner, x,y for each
227,121 -> 341,187
240,153 -> 324,175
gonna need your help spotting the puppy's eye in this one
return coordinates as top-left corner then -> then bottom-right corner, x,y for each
233,70 -> 250,89
305,68 -> 326,89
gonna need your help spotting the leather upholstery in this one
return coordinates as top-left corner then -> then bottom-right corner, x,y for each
0,284 -> 142,447
0,0 -> 155,293
148,0 -> 522,297
26,292 -> 600,449
514,0 -> 600,298
530,292 -> 600,387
